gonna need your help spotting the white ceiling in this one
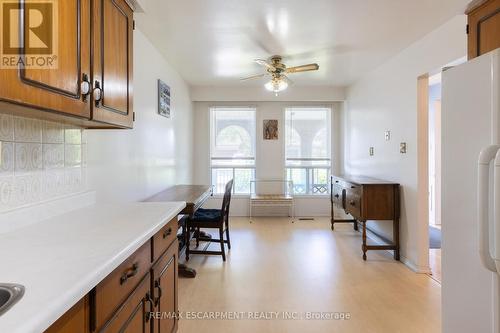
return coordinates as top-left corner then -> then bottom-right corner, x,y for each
135,0 -> 469,87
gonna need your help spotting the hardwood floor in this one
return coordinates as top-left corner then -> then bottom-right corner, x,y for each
178,217 -> 441,333
429,249 -> 442,283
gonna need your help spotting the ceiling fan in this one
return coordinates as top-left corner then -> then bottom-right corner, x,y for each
240,55 -> 319,95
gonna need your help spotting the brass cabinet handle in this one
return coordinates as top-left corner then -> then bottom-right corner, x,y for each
154,280 -> 163,306
145,292 -> 154,322
93,81 -> 103,106
120,263 -> 139,284
162,227 -> 173,239
81,73 -> 91,101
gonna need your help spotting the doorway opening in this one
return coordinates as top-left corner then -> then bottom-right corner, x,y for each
417,56 -> 466,284
428,73 -> 442,283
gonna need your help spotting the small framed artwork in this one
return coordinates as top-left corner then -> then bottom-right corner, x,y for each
158,79 -> 171,118
263,119 -> 278,140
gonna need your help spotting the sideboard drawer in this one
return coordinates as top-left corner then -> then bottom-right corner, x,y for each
332,185 -> 343,206
345,190 -> 361,219
153,217 -> 178,262
95,240 -> 151,329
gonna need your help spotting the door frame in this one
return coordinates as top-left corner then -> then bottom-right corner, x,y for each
417,74 -> 431,273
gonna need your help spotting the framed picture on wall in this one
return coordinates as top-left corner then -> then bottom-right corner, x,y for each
158,79 -> 171,118
263,119 -> 278,140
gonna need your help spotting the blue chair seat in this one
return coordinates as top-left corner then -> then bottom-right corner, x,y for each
192,208 -> 222,222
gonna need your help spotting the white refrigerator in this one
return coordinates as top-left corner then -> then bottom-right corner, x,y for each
442,48 -> 500,333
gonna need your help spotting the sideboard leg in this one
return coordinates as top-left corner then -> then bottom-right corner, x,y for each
394,217 -> 400,260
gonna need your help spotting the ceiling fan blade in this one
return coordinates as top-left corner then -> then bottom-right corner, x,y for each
240,73 -> 266,81
286,63 -> 319,74
255,59 -> 276,71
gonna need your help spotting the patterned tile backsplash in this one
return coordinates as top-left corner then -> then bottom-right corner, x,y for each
0,114 -> 87,212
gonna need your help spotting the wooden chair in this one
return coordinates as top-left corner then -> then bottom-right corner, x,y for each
185,179 -> 233,261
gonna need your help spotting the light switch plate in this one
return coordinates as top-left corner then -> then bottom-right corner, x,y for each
369,147 -> 374,156
400,142 -> 407,154
385,130 -> 391,141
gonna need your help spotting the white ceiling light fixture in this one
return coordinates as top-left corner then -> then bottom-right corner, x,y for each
265,77 -> 288,96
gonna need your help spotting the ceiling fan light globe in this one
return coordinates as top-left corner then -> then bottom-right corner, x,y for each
265,79 -> 288,93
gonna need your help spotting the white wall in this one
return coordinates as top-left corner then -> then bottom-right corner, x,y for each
193,100 -> 344,217
344,15 -> 467,271
86,29 -> 193,203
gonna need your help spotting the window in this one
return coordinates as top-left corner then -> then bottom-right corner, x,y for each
285,107 -> 331,195
210,107 -> 256,194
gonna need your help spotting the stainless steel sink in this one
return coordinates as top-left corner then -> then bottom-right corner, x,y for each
0,284 -> 24,316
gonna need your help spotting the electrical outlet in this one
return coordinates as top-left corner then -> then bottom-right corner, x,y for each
400,142 -> 407,154
369,147 -> 374,156
385,130 -> 391,141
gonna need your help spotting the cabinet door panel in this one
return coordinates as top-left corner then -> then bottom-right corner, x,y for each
92,0 -> 133,128
468,0 -> 500,59
0,0 -> 90,118
44,297 -> 88,333
153,241 -> 178,333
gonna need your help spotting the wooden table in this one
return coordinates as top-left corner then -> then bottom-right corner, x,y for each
144,185 -> 212,277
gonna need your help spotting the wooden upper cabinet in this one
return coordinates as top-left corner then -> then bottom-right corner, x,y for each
467,0 -> 500,59
0,0 -> 91,119
92,0 -> 134,128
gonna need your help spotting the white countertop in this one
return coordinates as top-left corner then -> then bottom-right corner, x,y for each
0,201 -> 186,333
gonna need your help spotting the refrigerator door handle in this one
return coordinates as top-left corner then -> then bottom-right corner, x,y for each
478,145 -> 500,273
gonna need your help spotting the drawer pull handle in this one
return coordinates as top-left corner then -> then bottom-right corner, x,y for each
120,263 -> 139,284
154,280 -> 163,306
334,194 -> 340,198
163,227 -> 173,239
350,200 -> 356,206
145,292 -> 154,322
350,186 -> 356,189
335,180 -> 339,183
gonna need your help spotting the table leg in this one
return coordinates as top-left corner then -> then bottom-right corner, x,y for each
393,217 -> 400,261
362,221 -> 367,261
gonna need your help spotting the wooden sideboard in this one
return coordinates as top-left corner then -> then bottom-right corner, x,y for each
331,175 -> 400,261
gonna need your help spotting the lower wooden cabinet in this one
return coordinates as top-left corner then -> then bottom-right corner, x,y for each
45,297 -> 89,333
152,240 -> 178,333
44,218 -> 179,333
98,273 -> 152,333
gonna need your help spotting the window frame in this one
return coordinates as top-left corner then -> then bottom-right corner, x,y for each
283,106 -> 333,197
209,106 -> 257,196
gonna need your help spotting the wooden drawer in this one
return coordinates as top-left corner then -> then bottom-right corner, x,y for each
152,217 -> 178,262
95,240 -> 151,330
345,189 -> 361,219
332,185 -> 343,206
98,273 -> 152,333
